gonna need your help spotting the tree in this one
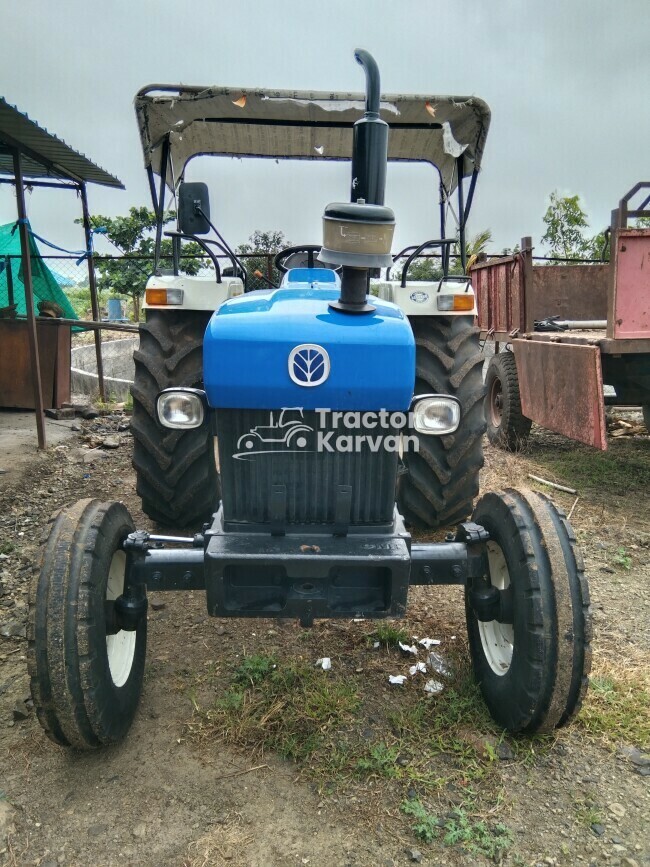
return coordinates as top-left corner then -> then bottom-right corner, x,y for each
76,207 -> 207,319
236,230 -> 289,286
391,228 -> 492,280
541,192 -> 592,260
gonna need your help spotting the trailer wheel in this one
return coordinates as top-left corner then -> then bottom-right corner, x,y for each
466,488 -> 591,733
131,310 -> 220,527
27,499 -> 147,749
485,352 -> 532,450
397,316 -> 485,529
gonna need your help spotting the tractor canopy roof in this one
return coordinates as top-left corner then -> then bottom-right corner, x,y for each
134,85 -> 490,195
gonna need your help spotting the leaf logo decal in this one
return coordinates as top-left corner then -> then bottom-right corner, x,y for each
288,344 -> 330,387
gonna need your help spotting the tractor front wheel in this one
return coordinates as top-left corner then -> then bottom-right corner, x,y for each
28,500 -> 147,748
465,488 -> 591,733
131,310 -> 220,527
485,352 -> 532,450
397,316 -> 486,530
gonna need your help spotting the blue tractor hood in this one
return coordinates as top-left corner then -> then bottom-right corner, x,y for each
203,280 -> 415,411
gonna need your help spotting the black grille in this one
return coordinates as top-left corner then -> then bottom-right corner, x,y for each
216,409 -> 398,528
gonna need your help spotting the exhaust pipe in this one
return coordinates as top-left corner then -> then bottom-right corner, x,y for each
350,49 -> 389,206
318,49 -> 394,313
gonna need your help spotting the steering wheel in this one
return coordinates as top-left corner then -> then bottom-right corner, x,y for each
273,245 -> 325,274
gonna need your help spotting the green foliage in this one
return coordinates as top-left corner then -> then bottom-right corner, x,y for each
236,229 -> 289,286
197,657 -> 359,762
370,622 -> 409,647
613,547 -> 632,570
233,653 -> 277,686
541,191 -> 609,262
392,229 -> 492,280
355,742 -> 400,778
400,799 -> 440,843
76,206 -> 208,319
63,283 -> 97,318
441,809 -> 513,858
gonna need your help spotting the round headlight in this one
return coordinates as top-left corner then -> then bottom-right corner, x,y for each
413,396 -> 461,435
157,390 -> 205,429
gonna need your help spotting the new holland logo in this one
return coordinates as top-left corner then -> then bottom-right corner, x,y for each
288,344 -> 330,387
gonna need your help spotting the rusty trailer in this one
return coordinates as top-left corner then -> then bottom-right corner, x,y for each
473,182 -> 650,449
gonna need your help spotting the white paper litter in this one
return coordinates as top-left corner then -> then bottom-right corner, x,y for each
409,662 -> 427,676
388,674 -> 408,685
316,657 -> 332,670
399,641 -> 418,656
373,640 -> 380,649
418,637 -> 441,650
427,650 -> 451,677
424,678 -> 444,695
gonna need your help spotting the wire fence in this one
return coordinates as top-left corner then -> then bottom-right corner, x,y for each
2,247 -> 610,322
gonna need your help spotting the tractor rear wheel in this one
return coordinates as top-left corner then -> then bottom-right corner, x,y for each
485,352 -> 532,450
131,310 -> 220,527
28,499 -> 147,748
397,316 -> 485,530
465,488 -> 591,733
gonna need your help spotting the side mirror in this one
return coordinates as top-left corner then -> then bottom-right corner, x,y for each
178,182 -> 211,235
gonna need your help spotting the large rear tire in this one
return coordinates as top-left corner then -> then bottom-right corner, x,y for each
485,352 -> 532,450
131,310 -> 220,527
28,499 -> 147,749
466,488 -> 591,733
397,316 -> 486,530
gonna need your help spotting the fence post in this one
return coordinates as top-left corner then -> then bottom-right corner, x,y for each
79,182 -> 106,402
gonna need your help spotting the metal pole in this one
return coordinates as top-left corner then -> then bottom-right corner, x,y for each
5,256 -> 14,307
79,182 -> 105,401
439,181 -> 449,276
153,136 -> 170,272
12,148 -> 46,448
457,157 -> 467,273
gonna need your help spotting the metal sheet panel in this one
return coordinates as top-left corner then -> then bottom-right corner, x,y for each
0,98 -> 123,188
529,264 -> 609,323
512,339 -> 607,450
135,87 -> 490,192
472,254 -> 524,334
0,319 -> 71,409
612,230 -> 650,339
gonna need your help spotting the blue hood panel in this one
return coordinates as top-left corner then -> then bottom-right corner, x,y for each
203,285 -> 415,410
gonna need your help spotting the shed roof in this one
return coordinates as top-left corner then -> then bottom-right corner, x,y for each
0,98 -> 124,188
135,86 -> 490,194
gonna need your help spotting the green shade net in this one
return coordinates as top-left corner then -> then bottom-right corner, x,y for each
0,221 -> 78,319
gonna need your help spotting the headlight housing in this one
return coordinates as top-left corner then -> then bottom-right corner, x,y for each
412,395 -> 461,435
156,388 -> 206,429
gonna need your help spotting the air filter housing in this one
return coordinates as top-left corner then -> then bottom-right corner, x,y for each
319,202 -> 395,269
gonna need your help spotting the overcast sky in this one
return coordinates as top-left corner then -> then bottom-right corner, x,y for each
2,0 -> 649,259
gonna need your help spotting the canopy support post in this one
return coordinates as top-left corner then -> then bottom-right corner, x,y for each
79,182 -> 105,401
11,147 -> 46,449
457,156 -> 467,273
153,135 -> 170,273
439,181 -> 449,277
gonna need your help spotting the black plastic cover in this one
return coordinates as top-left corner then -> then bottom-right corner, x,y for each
178,181 -> 211,235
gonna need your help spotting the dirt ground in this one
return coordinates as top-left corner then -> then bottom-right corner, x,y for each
0,412 -> 648,867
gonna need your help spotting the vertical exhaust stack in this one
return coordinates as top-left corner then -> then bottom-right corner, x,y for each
350,49 -> 388,206
318,49 -> 395,314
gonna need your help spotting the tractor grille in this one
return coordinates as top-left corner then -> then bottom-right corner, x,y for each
216,409 -> 399,528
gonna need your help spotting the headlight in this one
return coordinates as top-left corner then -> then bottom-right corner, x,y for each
156,389 -> 206,429
412,396 -> 461,435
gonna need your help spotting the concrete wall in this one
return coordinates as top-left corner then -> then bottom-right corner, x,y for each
71,337 -> 137,401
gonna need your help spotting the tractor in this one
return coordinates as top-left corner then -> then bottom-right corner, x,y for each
28,51 -> 591,748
